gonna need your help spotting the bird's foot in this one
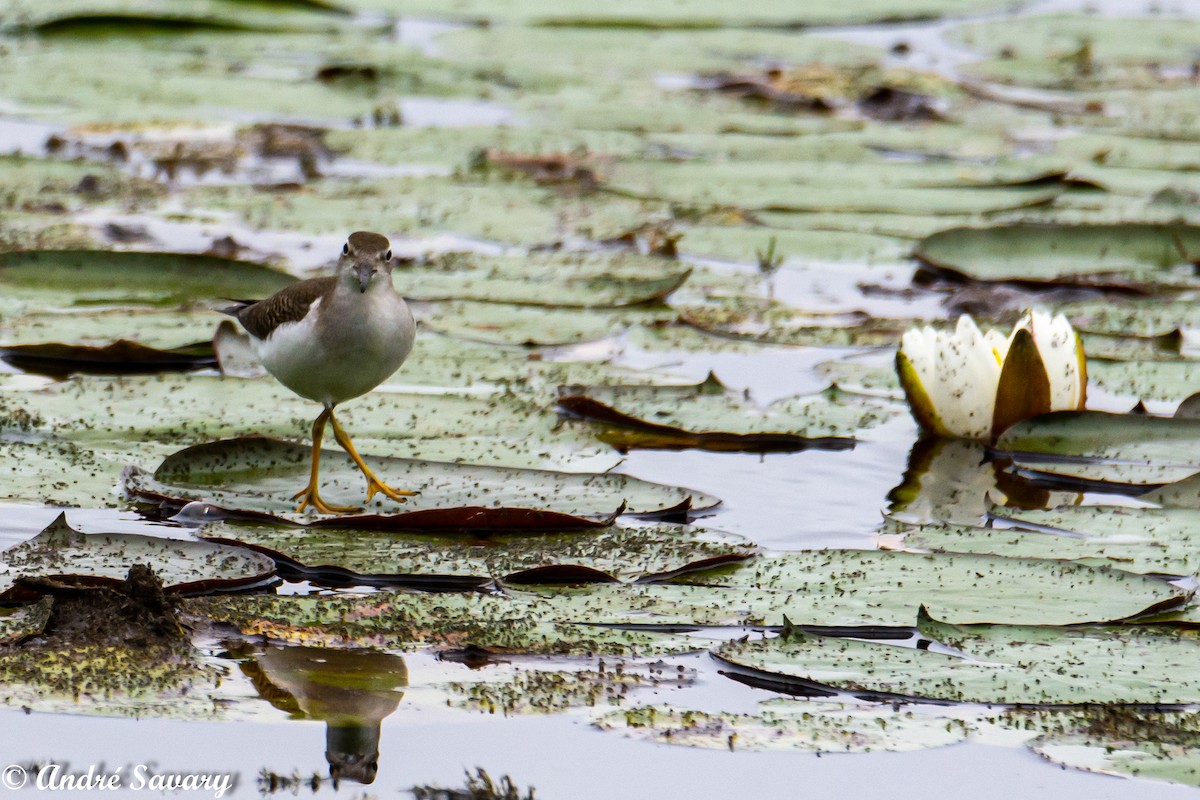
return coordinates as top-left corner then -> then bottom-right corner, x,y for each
364,477 -> 418,505
292,484 -> 361,515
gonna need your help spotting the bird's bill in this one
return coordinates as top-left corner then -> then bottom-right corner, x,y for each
355,263 -> 373,292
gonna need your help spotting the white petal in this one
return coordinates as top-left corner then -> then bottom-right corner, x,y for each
1024,310 -> 1086,411
911,316 -> 1003,439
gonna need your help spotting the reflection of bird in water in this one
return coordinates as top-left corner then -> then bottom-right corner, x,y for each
240,644 -> 408,785
223,231 -> 417,515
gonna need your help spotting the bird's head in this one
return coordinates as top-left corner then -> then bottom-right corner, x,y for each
337,231 -> 393,293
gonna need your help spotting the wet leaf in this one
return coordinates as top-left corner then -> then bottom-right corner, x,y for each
915,223 -> 1200,290
892,504 -> 1200,576
185,591 -> 696,656
1030,711 -> 1200,788
715,615 -> 1200,705
673,548 -> 1184,625
126,436 -> 719,522
396,251 -> 691,308
558,374 -> 890,452
0,597 -> 52,644
996,411 -> 1200,486
596,700 -> 969,752
203,521 -> 754,584
0,512 -> 276,600
0,249 -> 295,309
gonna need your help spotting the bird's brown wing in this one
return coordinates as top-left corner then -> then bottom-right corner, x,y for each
232,276 -> 336,340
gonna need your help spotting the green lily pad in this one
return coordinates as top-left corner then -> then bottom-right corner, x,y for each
679,300 -> 911,348
5,0 -> 346,34
715,614 -> 1200,705
204,521 -> 754,584
606,160 -> 1062,216
596,700 -> 969,752
184,591 -> 696,656
1088,360 -> 1200,403
0,639 -> 238,719
126,436 -> 718,522
914,223 -> 1200,290
0,249 -> 295,309
0,598 -> 53,644
892,506 -> 1200,576
1059,297 -> 1200,338
194,176 -> 660,246
675,223 -> 910,265
0,512 -> 276,600
3,370 -> 619,473
948,14 -> 1200,90
340,0 -> 1015,27
996,411 -> 1200,486
558,374 -> 892,452
396,251 -> 690,308
446,661 -> 695,716
1031,711 -> 1200,787
673,549 -> 1184,625
417,302 -> 672,347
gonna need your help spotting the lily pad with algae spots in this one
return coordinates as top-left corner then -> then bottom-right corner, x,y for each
714,611 -> 1200,705
125,436 -> 718,523
4,0 -> 348,35
996,411 -> 1200,487
558,374 -> 892,453
202,521 -> 754,585
446,661 -> 696,716
344,0 -> 1011,28
1087,360 -> 1200,404
185,592 -> 697,657
914,223 -> 1200,291
0,249 -> 295,311
887,510 -> 1200,577
672,549 -> 1185,625
1029,710 -> 1200,788
606,160 -> 1062,216
0,598 -> 53,645
416,302 -> 674,347
0,513 -> 276,601
395,251 -> 691,308
1,370 -> 619,473
678,300 -> 911,348
596,700 -> 969,753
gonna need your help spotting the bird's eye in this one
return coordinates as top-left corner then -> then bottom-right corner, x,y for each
342,243 -> 349,255
383,250 -> 392,262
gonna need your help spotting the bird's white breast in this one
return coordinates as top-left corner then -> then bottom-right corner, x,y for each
255,284 -> 415,407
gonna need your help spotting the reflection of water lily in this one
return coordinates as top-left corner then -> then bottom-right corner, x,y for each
897,311 -> 1086,442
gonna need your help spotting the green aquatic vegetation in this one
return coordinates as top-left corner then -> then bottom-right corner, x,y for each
203,521 -> 754,583
716,613 -> 1200,705
596,700 -> 970,752
0,513 -> 276,599
129,435 -> 718,521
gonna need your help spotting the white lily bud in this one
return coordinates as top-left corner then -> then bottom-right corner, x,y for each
896,311 -> 1087,442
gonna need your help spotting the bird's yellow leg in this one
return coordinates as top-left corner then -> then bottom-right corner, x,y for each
327,410 -> 418,504
293,407 -> 360,514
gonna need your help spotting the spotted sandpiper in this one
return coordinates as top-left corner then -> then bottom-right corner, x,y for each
224,231 -> 416,514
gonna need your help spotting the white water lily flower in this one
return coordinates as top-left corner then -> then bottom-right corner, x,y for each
896,311 -> 1087,442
